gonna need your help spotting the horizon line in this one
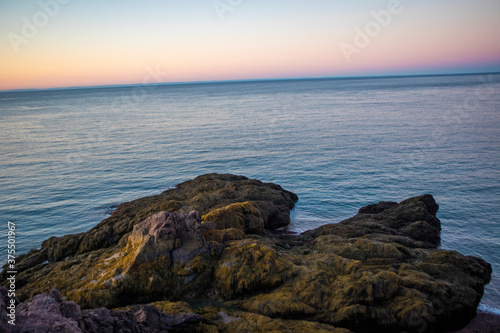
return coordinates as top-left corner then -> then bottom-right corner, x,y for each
1,71 -> 499,94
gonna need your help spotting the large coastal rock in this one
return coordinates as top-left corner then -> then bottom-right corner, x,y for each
0,174 -> 492,333
234,196 -> 491,333
2,174 -> 297,307
62,210 -> 220,308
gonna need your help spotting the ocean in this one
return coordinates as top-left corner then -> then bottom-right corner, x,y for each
0,74 -> 499,312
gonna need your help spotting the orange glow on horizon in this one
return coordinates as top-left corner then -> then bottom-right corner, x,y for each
1,1 -> 499,90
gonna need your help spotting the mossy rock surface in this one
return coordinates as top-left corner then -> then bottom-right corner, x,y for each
202,201 -> 265,235
0,175 -> 492,333
215,239 -> 296,298
2,174 -> 297,306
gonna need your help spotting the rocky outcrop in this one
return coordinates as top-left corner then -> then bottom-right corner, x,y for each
1,289 -> 80,333
202,201 -> 265,235
0,174 -> 492,333
0,287 -> 202,332
1,174 -> 298,307
215,239 -> 296,299
301,194 -> 442,248
61,210 -> 220,308
12,174 -> 297,268
128,211 -> 209,266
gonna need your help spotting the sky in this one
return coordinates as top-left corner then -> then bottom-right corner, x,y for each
1,0 -> 500,91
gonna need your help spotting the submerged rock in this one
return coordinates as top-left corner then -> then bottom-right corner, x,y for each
0,174 -> 492,333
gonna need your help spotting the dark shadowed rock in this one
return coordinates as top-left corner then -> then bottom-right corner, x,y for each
302,194 -> 441,248
15,289 -> 81,332
0,287 -> 203,333
446,311 -> 500,333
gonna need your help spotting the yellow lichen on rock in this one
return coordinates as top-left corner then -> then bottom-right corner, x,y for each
215,240 -> 296,298
241,291 -> 316,318
202,201 -> 264,235
1,176 -> 493,333
219,311 -> 352,333
148,300 -> 193,315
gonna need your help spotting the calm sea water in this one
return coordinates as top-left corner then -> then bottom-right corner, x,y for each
1,75 -> 499,311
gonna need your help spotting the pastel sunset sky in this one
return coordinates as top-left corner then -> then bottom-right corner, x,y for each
1,0 -> 500,91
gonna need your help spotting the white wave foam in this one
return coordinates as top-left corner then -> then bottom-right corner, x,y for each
478,303 -> 500,315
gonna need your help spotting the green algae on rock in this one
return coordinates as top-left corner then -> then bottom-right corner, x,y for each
1,174 -> 492,333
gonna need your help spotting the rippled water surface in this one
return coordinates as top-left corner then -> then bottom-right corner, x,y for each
1,74 -> 499,310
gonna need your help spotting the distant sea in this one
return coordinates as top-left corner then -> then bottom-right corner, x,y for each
1,74 -> 499,312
